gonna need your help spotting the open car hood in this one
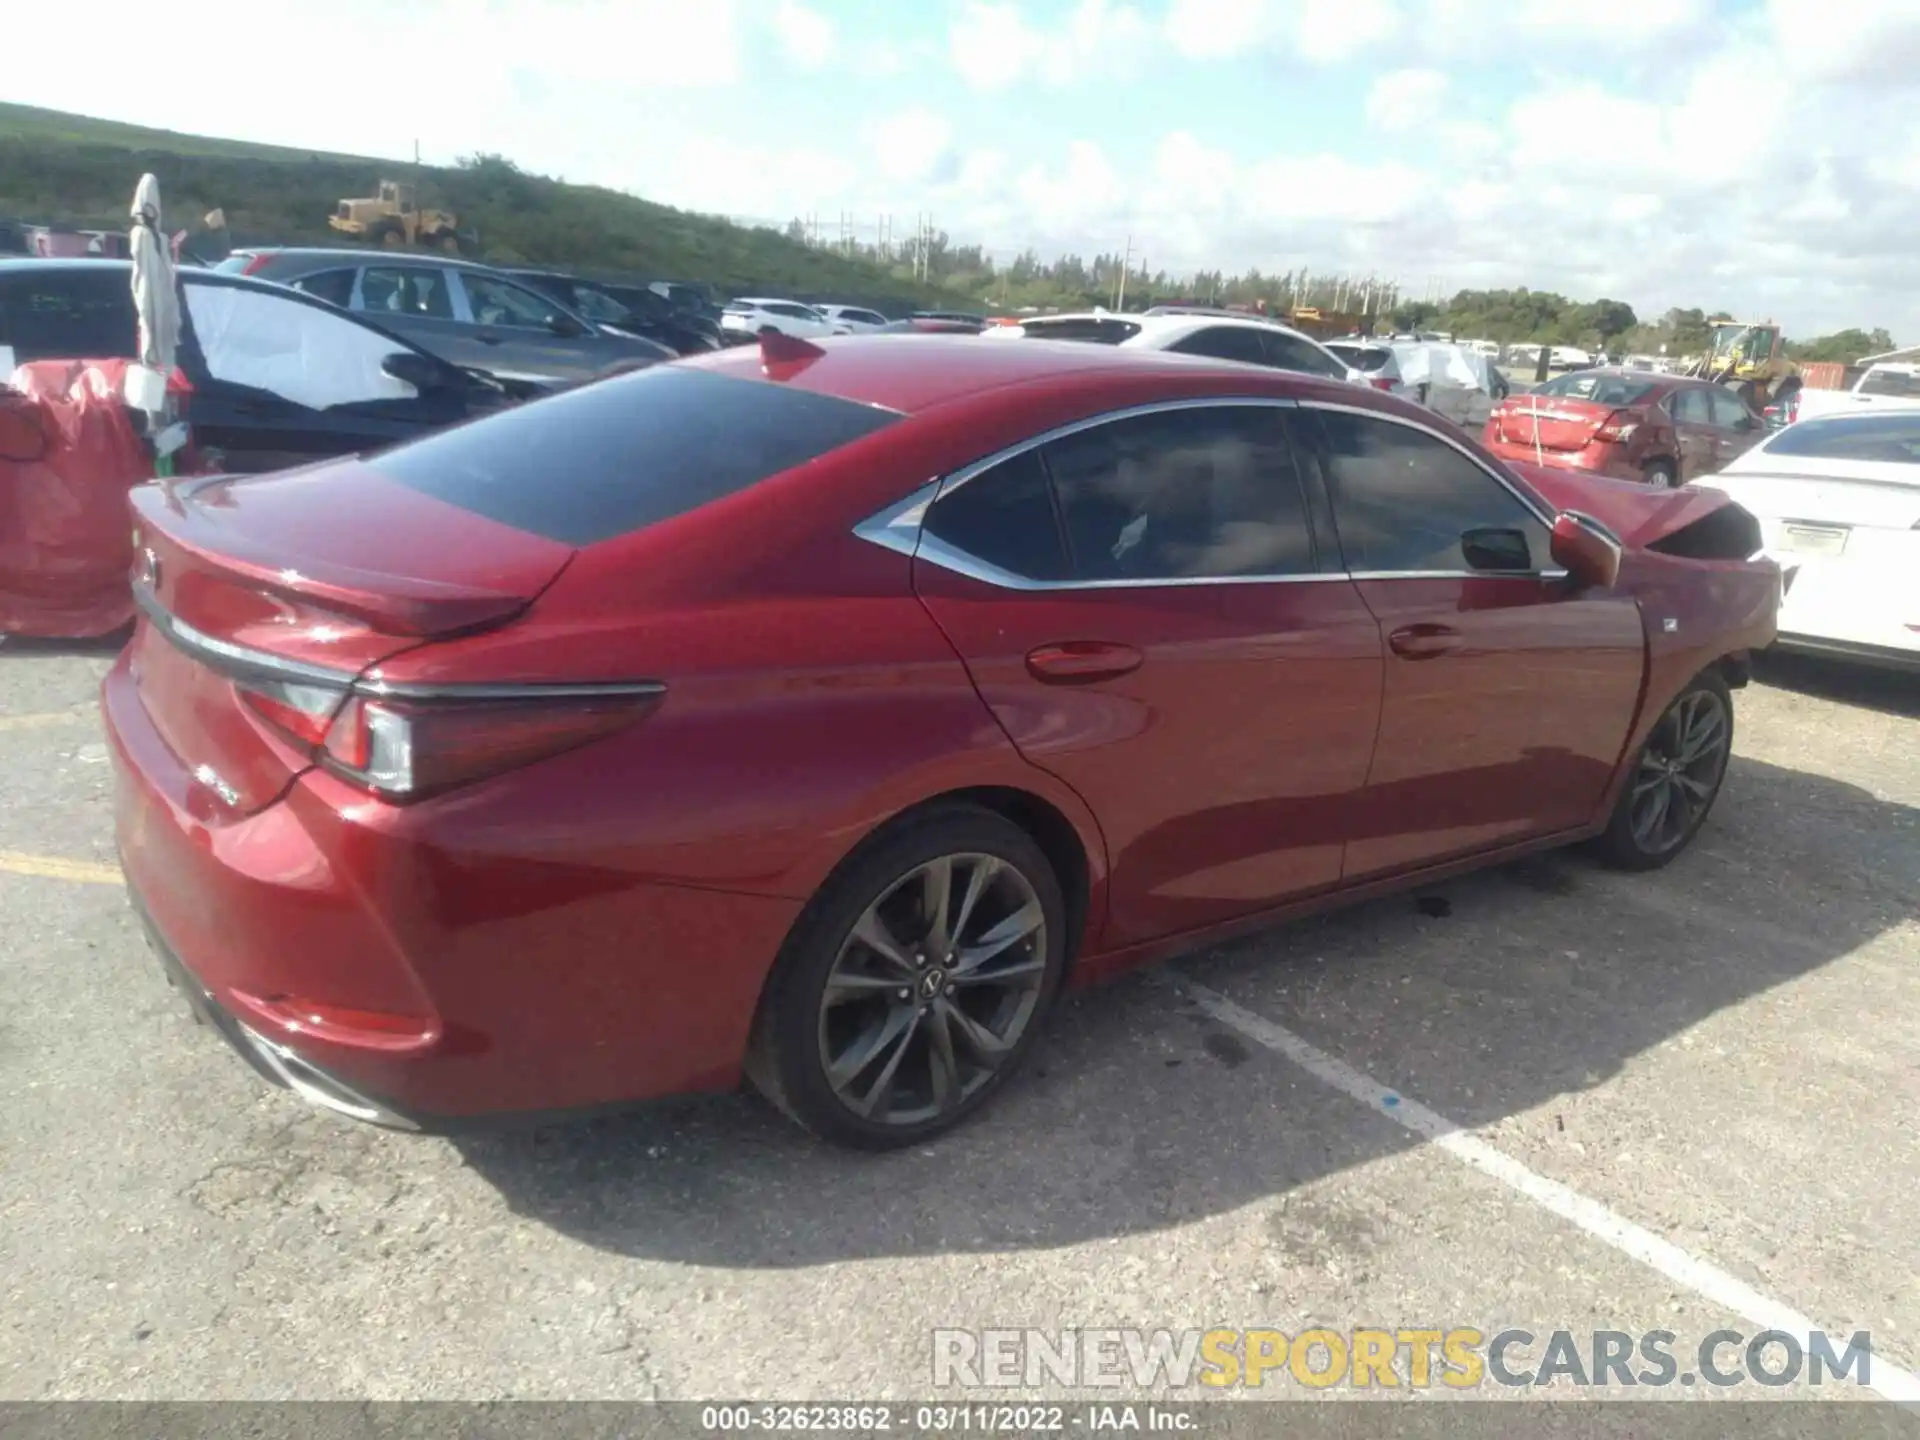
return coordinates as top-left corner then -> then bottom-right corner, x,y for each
1507,462 -> 1755,552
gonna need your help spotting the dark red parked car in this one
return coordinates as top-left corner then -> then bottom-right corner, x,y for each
1484,368 -> 1767,488
106,335 -> 1778,1148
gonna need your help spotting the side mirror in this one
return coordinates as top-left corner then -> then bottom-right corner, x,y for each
380,349 -> 451,391
1461,526 -> 1534,573
1550,510 -> 1624,589
545,312 -> 588,338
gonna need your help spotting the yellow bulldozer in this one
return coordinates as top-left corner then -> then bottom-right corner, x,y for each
1683,319 -> 1801,407
329,181 -> 465,253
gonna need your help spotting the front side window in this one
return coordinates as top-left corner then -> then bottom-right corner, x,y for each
1043,405 -> 1317,581
182,281 -> 417,410
1312,410 -> 1549,574
459,273 -> 563,330
1709,388 -> 1760,431
361,266 -> 455,320
1670,387 -> 1715,425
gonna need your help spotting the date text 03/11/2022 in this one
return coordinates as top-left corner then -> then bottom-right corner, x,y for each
697,1405 -> 1195,1433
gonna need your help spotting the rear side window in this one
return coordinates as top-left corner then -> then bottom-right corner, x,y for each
1168,326 -> 1267,364
922,450 -> 1070,581
1762,414 -> 1920,464
1262,333 -> 1346,378
291,269 -> 356,308
1857,367 -> 1920,398
372,367 -> 901,546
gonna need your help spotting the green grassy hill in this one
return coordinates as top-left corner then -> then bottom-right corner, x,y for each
0,103 -> 948,307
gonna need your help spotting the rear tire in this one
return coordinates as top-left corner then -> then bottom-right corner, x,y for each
745,805 -> 1067,1150
1592,670 -> 1734,871
1642,460 -> 1676,489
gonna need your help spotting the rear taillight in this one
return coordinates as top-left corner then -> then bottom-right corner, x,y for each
240,253 -> 273,276
241,677 -> 659,799
1594,409 -> 1640,443
1370,377 -> 1395,391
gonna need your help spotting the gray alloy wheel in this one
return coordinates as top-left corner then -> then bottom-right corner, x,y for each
745,804 -> 1068,1149
1595,671 -> 1734,870
1643,461 -> 1677,489
816,853 -> 1047,1127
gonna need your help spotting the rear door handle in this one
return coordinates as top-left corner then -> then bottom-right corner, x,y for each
1025,641 -> 1144,684
1388,623 -> 1461,659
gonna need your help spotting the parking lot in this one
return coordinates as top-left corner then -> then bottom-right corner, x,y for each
1,637 -> 1916,1406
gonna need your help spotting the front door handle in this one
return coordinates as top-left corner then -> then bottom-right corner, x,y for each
1388,623 -> 1461,659
1026,641 -> 1144,684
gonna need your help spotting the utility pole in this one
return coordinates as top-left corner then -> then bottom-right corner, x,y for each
1115,235 -> 1133,310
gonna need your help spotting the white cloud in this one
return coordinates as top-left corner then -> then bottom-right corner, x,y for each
869,109 -> 959,186
772,0 -> 834,69
1365,69 -> 1448,132
950,0 -> 1153,89
1296,0 -> 1400,64
1768,0 -> 1920,84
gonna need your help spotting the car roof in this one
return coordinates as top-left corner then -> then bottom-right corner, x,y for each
679,331 -> 1342,415
1020,310 -> 1329,347
233,246 -> 499,273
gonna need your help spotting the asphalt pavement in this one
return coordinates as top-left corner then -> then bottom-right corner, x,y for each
1,636 -> 1915,1412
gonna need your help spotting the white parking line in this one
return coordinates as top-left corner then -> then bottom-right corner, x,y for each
1179,979 -> 1920,1405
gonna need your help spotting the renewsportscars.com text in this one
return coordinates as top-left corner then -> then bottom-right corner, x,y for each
931,1327 -> 1876,1391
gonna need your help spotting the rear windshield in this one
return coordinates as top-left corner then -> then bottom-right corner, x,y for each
1857,367 -> 1920,399
1534,372 -> 1660,407
371,367 -> 901,545
1763,413 -> 1920,465
1332,346 -> 1392,371
1019,318 -> 1142,345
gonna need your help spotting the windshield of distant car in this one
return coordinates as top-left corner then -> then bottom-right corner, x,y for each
370,366 -> 901,545
1534,372 -> 1660,406
1761,412 -> 1920,465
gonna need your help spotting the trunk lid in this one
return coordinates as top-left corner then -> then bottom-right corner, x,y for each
128,459 -> 575,815
1709,464 -> 1920,531
1491,395 -> 1613,452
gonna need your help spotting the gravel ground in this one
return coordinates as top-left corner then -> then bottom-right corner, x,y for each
1,637 -> 1915,1416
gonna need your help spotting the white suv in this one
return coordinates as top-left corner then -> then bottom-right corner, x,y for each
813,303 -> 890,333
984,310 -> 1368,389
720,298 -> 845,342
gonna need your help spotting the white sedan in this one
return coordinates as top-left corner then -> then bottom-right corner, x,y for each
1694,408 -> 1920,670
984,310 -> 1365,388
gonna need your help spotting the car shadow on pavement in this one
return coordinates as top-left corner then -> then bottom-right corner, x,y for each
453,752 -> 1915,1267
1755,651 -> 1920,719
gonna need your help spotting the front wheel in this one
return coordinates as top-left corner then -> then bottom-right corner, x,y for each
746,806 -> 1067,1149
1593,670 -> 1734,870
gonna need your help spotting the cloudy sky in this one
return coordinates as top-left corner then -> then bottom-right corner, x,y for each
13,0 -> 1920,338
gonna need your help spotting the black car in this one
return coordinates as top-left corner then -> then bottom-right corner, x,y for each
503,269 -> 719,356
216,249 -> 676,384
0,259 -> 525,474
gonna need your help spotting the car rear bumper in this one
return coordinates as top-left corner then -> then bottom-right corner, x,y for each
1483,438 -> 1642,482
104,650 -> 802,1126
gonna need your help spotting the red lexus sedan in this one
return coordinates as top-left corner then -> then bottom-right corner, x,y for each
106,334 -> 1778,1148
1484,368 -> 1767,488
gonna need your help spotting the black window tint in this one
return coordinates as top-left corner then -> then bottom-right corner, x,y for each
291,269 -> 356,308
1314,411 -> 1550,573
1858,368 -> 1920,398
1022,318 -> 1140,344
1044,406 -> 1315,580
373,367 -> 899,546
1168,326 -> 1267,364
1763,414 -> 1920,464
923,449 -> 1069,581
1709,388 -> 1757,430
0,271 -> 136,360
1262,333 -> 1345,377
